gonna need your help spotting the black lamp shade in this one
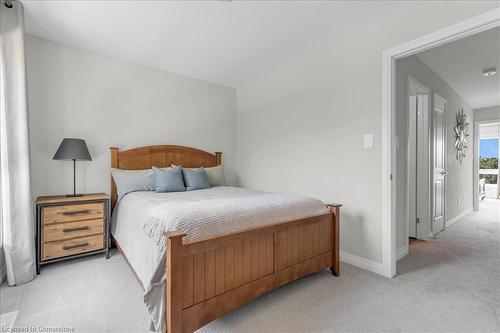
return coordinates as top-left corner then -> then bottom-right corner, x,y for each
53,138 -> 92,161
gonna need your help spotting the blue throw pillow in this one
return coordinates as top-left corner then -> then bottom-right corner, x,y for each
153,166 -> 185,192
182,168 -> 210,191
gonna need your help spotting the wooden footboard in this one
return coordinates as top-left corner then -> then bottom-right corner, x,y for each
165,204 -> 341,333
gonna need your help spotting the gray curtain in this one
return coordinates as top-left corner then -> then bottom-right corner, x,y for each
0,0 -> 36,285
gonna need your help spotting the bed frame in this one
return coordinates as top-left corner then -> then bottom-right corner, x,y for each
110,145 -> 341,333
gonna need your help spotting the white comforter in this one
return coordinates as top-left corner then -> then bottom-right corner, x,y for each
143,186 -> 329,251
111,186 -> 329,332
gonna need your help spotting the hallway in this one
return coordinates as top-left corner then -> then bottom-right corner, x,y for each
397,199 -> 500,331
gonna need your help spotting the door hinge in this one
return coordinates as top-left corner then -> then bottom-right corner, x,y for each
390,174 -> 393,181
416,217 -> 420,224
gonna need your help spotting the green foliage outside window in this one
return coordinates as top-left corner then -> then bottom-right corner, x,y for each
480,157 -> 498,184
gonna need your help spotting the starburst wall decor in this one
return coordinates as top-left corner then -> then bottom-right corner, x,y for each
454,108 -> 469,164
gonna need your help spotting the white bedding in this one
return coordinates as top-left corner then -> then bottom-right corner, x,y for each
111,186 -> 329,332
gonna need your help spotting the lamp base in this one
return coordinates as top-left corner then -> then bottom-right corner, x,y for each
65,194 -> 84,197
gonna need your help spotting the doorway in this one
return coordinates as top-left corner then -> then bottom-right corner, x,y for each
404,77 -> 448,246
383,9 -> 499,278
474,120 -> 500,207
406,77 -> 430,241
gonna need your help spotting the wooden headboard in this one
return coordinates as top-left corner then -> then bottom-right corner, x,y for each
110,145 -> 222,210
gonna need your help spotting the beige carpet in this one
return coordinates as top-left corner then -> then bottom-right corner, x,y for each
1,199 -> 499,332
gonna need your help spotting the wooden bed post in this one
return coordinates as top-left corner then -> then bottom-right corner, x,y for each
327,203 -> 342,276
165,231 -> 186,333
110,147 -> 119,167
215,152 -> 222,165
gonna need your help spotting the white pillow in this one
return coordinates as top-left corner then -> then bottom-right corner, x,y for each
204,165 -> 226,186
111,167 -> 171,200
171,164 -> 226,186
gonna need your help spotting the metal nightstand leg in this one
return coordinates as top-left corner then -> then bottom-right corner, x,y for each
105,199 -> 111,259
35,205 -> 41,274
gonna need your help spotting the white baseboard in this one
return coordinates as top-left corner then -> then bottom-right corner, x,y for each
0,264 -> 6,285
446,207 -> 473,228
340,251 -> 385,276
396,245 -> 409,261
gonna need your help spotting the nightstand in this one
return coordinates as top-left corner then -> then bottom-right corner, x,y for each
35,193 -> 110,274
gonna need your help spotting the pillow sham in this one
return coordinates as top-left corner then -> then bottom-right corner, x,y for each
171,164 -> 226,186
181,168 -> 210,191
204,165 -> 226,186
111,168 -> 155,200
153,166 -> 185,192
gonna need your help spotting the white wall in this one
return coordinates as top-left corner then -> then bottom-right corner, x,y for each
236,58 -> 384,264
475,105 -> 500,121
236,5 -> 496,268
395,56 -> 474,251
25,35 -> 237,199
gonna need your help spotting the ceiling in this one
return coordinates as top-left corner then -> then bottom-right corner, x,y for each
417,27 -> 500,109
22,1 -> 498,90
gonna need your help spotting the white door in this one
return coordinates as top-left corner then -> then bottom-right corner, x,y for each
432,94 -> 447,235
416,93 -> 429,240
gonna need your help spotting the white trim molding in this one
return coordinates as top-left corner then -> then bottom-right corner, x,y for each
446,208 -> 473,228
396,246 -> 409,261
340,251 -> 385,276
382,8 -> 500,278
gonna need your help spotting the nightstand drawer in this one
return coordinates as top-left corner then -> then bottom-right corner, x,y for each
42,234 -> 104,261
42,203 -> 104,224
43,218 -> 104,243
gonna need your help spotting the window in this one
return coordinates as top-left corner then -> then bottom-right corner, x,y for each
479,138 -> 499,184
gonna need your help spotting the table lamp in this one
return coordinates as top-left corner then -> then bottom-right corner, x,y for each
53,138 -> 92,197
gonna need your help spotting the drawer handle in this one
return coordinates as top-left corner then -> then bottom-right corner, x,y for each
63,242 -> 89,250
62,209 -> 90,216
63,226 -> 90,233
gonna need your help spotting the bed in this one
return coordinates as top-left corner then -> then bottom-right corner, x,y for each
110,145 -> 341,333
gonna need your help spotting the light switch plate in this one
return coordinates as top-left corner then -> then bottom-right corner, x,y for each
364,134 -> 374,148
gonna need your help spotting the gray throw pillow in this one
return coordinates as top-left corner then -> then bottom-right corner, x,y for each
111,168 -> 155,200
182,168 -> 210,191
153,166 -> 185,192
